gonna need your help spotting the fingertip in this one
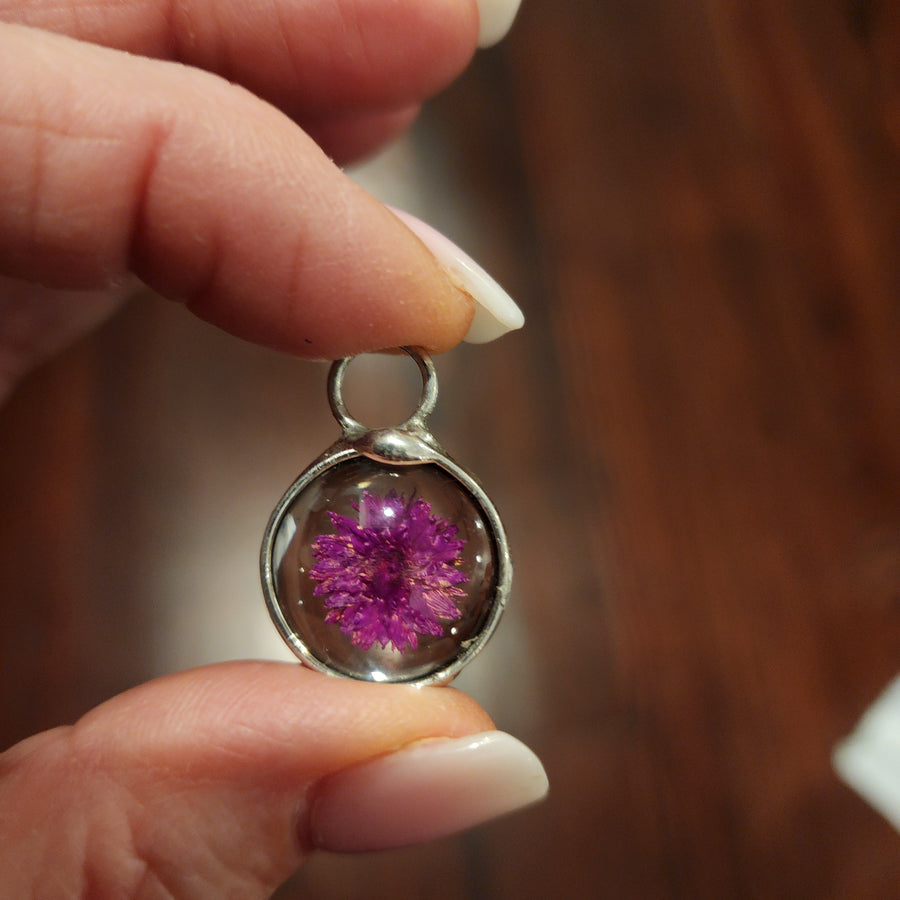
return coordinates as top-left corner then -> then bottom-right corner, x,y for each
0,661 -> 499,894
177,193 -> 478,361
0,25 -> 479,363
388,208 -> 524,345
72,661 -> 496,775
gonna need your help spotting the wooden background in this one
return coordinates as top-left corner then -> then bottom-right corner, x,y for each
2,0 -> 899,896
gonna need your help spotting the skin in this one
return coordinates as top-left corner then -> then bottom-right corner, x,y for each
0,2 -> 496,895
0,0 -> 481,400
0,664 -> 494,896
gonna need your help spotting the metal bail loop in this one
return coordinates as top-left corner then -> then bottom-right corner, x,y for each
261,344 -> 511,686
327,347 -> 439,436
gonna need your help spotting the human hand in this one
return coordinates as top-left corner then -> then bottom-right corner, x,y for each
0,0 -> 524,402
0,1 -> 542,895
0,662 -> 547,896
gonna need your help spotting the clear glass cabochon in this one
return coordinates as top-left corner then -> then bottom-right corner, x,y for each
266,455 -> 503,683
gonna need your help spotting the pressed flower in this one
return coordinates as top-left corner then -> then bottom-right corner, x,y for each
309,489 -> 467,652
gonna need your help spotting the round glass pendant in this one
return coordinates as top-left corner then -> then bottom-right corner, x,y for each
260,349 -> 511,686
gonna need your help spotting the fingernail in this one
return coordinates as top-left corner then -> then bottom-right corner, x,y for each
310,731 -> 548,852
389,207 -> 525,344
475,0 -> 523,48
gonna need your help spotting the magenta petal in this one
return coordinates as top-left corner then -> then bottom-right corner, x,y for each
309,489 -> 467,651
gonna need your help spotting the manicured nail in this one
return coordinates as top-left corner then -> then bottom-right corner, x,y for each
476,0 -> 523,48
389,207 -> 525,344
310,731 -> 548,852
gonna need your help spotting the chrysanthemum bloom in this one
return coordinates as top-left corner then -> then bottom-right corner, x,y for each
309,489 -> 468,652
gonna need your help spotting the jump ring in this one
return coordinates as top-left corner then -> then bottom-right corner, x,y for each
328,347 -> 438,436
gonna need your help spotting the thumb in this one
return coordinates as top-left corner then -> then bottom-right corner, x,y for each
0,662 -> 547,898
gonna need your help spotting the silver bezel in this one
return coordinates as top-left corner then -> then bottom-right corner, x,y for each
259,350 -> 512,687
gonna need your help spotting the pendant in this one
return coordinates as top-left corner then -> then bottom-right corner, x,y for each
260,348 -> 511,686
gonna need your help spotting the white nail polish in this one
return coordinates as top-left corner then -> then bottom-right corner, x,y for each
475,0 -> 523,48
389,207 -> 525,344
311,731 -> 548,852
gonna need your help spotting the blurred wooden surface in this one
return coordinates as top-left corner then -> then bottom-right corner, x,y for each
2,0 -> 900,897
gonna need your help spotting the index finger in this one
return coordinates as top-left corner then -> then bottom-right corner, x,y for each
0,25 -> 475,358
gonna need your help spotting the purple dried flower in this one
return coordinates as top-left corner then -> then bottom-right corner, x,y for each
309,489 -> 467,652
